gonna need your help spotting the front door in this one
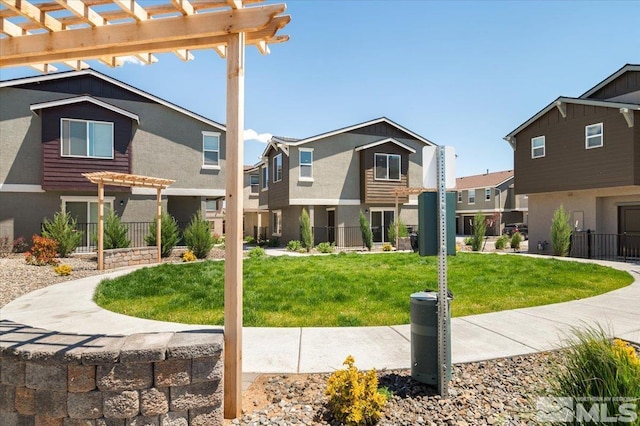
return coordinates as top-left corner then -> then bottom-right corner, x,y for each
65,200 -> 112,248
327,210 -> 335,244
619,205 -> 640,258
370,210 -> 394,243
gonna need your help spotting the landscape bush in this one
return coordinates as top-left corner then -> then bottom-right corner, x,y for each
25,235 -> 59,266
286,240 -> 303,252
316,242 -> 335,253
510,232 -> 522,250
247,246 -> 266,258
382,243 -> 392,252
145,212 -> 180,258
494,234 -> 509,250
13,236 -> 29,253
244,235 -> 256,244
182,250 -> 197,262
41,211 -> 82,257
300,208 -> 313,252
266,237 -> 280,247
387,219 -> 408,246
551,205 -> 572,256
325,355 -> 387,425
54,264 -> 73,276
183,212 -> 214,259
102,209 -> 130,249
359,211 -> 373,251
470,212 -> 487,251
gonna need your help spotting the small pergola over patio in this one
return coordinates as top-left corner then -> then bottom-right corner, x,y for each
82,171 -> 175,270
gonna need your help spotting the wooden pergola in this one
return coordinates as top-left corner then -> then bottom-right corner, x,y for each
82,171 -> 175,270
1,0 -> 290,418
393,187 -> 435,248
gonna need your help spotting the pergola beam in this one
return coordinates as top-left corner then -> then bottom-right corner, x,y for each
2,0 -> 64,31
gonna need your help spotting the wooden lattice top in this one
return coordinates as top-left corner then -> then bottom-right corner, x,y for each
82,171 -> 175,189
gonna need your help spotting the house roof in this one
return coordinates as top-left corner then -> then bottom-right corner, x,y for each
30,95 -> 140,123
456,170 -> 514,190
1,68 -> 225,131
354,138 -> 417,154
580,64 -> 640,99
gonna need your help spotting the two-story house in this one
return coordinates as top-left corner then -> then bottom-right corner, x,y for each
258,117 -> 436,246
455,170 -> 528,236
504,64 -> 640,254
243,163 -> 269,240
0,69 -> 227,245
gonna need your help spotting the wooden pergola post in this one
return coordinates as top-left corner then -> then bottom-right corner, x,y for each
156,188 -> 162,263
98,182 -> 104,270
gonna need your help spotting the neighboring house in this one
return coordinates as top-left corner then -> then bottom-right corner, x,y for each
0,69 -> 227,246
258,117 -> 436,245
243,163 -> 269,240
455,170 -> 528,236
504,64 -> 640,255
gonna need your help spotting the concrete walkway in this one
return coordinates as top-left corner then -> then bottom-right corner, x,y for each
1,255 -> 638,375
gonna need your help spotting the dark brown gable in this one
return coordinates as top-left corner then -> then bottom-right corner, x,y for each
359,142 -> 409,204
585,71 -> 640,100
41,102 -> 132,191
349,121 -> 414,140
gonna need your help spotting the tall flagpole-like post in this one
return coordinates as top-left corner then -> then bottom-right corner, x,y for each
436,145 -> 449,398
224,30 -> 245,419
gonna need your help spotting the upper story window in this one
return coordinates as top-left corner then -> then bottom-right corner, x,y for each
485,188 -> 491,201
273,154 -> 283,183
61,118 -> 113,159
375,153 -> 401,181
261,165 -> 269,190
531,136 -> 545,159
202,132 -> 220,168
457,192 -> 462,203
468,190 -> 475,204
250,175 -> 259,194
299,148 -> 313,180
585,123 -> 603,149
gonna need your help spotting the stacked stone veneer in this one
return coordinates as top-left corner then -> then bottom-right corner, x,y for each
103,248 -> 159,270
0,320 -> 223,425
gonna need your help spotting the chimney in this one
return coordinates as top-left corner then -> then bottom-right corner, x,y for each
485,169 -> 489,175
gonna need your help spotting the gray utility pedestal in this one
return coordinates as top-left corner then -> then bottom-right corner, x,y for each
410,291 -> 452,385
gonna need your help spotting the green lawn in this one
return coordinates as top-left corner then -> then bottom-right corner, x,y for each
93,252 -> 633,327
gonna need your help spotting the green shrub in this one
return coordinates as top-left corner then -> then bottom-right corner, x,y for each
286,240 -> 303,252
244,235 -> 256,244
102,209 -> 130,249
145,212 -> 180,258
494,235 -> 508,250
300,208 -> 313,252
41,211 -> 82,257
267,237 -> 280,247
387,219 -> 408,246
247,246 -> 266,258
471,212 -> 487,251
551,205 -> 572,257
25,235 -> 59,266
316,242 -> 335,253
547,325 -> 640,425
463,236 -> 473,246
325,356 -> 387,426
359,211 -> 373,251
510,232 -> 522,250
183,212 -> 214,259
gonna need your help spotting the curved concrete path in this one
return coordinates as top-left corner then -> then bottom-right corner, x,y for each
1,255 -> 639,375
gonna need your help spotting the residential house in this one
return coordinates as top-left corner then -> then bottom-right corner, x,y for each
243,163 -> 268,240
0,69 -> 227,246
455,170 -> 528,235
504,64 -> 640,255
258,117 -> 436,246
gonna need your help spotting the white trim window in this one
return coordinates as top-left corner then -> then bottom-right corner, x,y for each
531,136 -> 545,159
202,132 -> 220,168
299,148 -> 313,180
272,210 -> 282,236
61,118 -> 114,159
585,123 -> 603,149
468,190 -> 475,204
273,153 -> 283,183
485,188 -> 491,201
457,192 -> 462,203
374,153 -> 401,181
250,175 -> 259,194
261,164 -> 269,190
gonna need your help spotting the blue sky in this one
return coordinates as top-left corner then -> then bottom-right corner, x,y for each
1,0 -> 638,177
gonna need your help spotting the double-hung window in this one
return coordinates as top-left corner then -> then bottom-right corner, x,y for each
202,132 -> 220,168
468,190 -> 475,204
585,123 -> 603,149
457,192 -> 462,203
273,154 -> 283,183
531,136 -> 545,159
374,153 -> 401,181
61,119 -> 113,159
485,188 -> 491,201
261,165 -> 269,190
250,175 -> 259,194
299,148 -> 313,180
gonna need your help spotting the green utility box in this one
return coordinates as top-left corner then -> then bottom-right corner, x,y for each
418,191 -> 456,256
410,291 -> 452,385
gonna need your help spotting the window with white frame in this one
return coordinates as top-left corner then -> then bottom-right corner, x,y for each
273,154 -> 282,183
374,153 -> 401,181
272,210 -> 282,236
485,188 -> 491,201
61,118 -> 113,159
457,192 -> 462,203
468,190 -> 475,204
531,136 -> 545,158
250,175 -> 259,193
202,132 -> 220,168
299,148 -> 313,180
585,123 -> 603,149
261,165 -> 269,190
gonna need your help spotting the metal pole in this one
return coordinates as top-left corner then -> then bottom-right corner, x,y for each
436,145 -> 449,398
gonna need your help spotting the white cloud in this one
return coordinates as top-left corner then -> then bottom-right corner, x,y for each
119,56 -> 145,66
244,129 -> 272,143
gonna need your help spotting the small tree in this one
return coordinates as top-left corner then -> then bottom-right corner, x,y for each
145,212 -> 180,258
359,211 -> 373,251
470,212 -> 487,251
299,208 -> 313,252
42,211 -> 82,257
551,205 -> 572,256
103,209 -> 130,249
387,218 -> 408,246
183,211 -> 214,259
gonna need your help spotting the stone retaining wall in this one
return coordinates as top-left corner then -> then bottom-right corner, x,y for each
0,320 -> 223,425
103,247 -> 160,270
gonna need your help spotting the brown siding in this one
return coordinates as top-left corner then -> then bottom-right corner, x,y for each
636,111 -> 640,185
514,104 -> 636,194
349,121 -> 415,140
267,149 -> 289,208
586,71 -> 640,100
359,143 -> 409,204
41,102 -> 132,191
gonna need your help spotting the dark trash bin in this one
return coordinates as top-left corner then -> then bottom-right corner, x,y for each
410,291 -> 452,385
410,233 -> 419,252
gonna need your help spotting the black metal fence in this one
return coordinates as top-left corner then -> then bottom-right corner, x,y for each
570,231 -> 640,262
311,225 -> 419,249
252,226 -> 268,242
